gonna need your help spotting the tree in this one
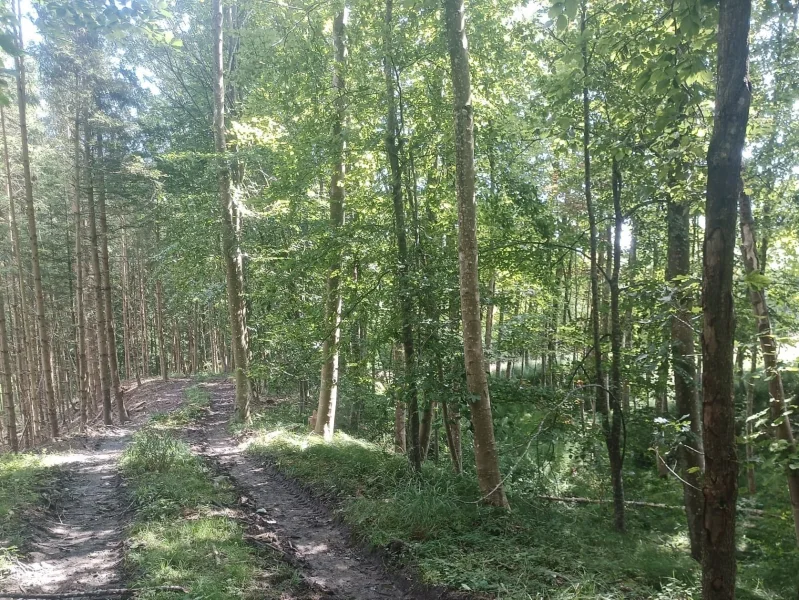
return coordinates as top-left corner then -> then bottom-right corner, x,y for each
701,0 -> 752,596
212,0 -> 250,422
314,8 -> 347,441
444,0 -> 507,509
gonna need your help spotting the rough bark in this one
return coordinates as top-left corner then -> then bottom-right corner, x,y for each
73,115 -> 88,430
444,0 -> 508,508
667,198 -> 704,561
739,191 -> 799,545
702,0 -> 751,595
14,10 -> 58,438
85,131 -> 113,426
314,9 -> 347,441
96,134 -> 126,422
212,0 -> 250,421
0,271 -> 18,451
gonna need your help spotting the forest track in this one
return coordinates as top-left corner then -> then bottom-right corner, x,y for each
188,380 -> 419,600
0,379 -> 192,598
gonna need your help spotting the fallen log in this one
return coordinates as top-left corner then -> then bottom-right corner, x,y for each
536,495 -> 767,516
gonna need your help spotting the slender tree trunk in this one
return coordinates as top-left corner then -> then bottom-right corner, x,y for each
121,223 -> 131,381
444,0 -> 507,508
702,0 -> 752,594
96,134 -> 126,422
85,131 -> 113,426
14,6 -> 58,438
314,9 -> 347,440
739,191 -> 799,544
384,0 -> 420,470
73,114 -> 88,430
213,0 -> 250,421
745,345 -> 756,495
667,196 -> 704,560
607,159 -> 625,532
484,274 -> 495,373
0,272 -> 18,451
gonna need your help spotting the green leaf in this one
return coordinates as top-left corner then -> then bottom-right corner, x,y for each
556,14 -> 568,31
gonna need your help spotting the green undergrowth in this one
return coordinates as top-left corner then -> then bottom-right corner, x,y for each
121,423 -> 301,598
150,385 -> 211,429
245,406 -> 791,600
0,453 -> 53,574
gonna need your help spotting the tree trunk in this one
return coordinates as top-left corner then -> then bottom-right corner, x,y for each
444,0 -> 507,508
484,274 -> 495,373
213,0 -> 250,421
745,345 -> 756,495
607,158 -> 625,532
314,9 -> 347,440
156,277 -> 167,381
702,0 -> 752,595
667,197 -> 704,561
14,9 -> 58,438
739,191 -> 799,545
384,0 -> 420,470
96,134 -> 126,422
85,131 -> 113,426
73,114 -> 89,430
0,271 -> 18,451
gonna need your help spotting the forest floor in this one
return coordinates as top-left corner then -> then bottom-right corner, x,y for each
0,378 -> 436,600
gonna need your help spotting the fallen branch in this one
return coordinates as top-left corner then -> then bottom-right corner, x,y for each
536,495 -> 767,516
0,587 -> 187,599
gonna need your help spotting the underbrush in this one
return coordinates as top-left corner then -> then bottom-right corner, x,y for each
246,404 -> 794,600
122,425 -> 300,599
0,454 -> 53,574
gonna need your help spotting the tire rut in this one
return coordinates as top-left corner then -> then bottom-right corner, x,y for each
189,381 -> 415,600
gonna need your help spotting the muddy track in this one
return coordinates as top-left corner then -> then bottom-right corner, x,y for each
0,379 -> 192,597
188,381 -> 423,600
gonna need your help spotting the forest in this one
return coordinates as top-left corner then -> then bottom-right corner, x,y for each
0,0 -> 797,598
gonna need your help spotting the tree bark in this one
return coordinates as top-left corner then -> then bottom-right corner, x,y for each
667,197 -> 704,561
96,133 -> 126,422
314,9 -> 347,441
85,131 -> 113,426
739,191 -> 799,544
213,0 -> 250,421
14,5 -> 58,438
444,0 -> 508,508
384,0 -> 420,470
73,114 -> 88,430
0,270 -> 18,451
607,158 -> 625,532
702,0 -> 752,595
745,345 -> 756,495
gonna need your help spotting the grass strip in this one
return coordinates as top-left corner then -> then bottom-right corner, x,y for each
122,390 -> 302,600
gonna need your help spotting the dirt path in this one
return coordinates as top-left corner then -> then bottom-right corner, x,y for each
0,379 -> 191,597
190,381 -> 414,600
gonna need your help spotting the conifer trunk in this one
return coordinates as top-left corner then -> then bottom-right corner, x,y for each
702,0 -> 752,594
73,115 -> 88,430
0,273 -> 18,451
14,6 -> 58,438
85,132 -> 113,425
444,0 -> 507,508
96,133 -> 126,421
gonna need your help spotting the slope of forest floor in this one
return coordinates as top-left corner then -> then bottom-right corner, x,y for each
241,393 -> 796,600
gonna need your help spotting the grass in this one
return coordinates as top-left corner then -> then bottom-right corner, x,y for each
245,403 -> 795,600
149,385 -> 211,430
121,386 -> 304,599
0,453 -> 53,575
